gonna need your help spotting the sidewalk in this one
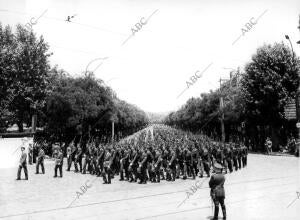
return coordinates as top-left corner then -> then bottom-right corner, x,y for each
249,151 -> 296,157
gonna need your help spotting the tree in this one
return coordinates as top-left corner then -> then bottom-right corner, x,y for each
0,23 -> 52,131
241,42 -> 300,150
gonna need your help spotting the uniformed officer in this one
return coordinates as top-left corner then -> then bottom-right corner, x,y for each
35,146 -> 45,174
209,163 -> 226,220
17,146 -> 28,180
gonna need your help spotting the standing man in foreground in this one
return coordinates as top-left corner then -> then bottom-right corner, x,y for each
209,163 -> 226,220
17,146 -> 28,180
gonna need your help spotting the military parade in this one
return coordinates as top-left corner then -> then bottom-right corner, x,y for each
15,124 -> 249,219
17,125 -> 248,187
1,0 -> 300,219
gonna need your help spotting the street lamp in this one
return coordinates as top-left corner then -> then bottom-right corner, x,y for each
285,34 -> 300,156
285,35 -> 295,59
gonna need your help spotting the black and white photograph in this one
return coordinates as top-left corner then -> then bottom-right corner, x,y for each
0,0 -> 299,219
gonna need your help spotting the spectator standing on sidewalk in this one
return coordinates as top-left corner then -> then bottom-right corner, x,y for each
17,147 -> 28,180
28,143 -> 33,165
265,137 -> 272,155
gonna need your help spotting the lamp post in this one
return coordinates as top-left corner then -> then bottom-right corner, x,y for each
285,34 -> 300,156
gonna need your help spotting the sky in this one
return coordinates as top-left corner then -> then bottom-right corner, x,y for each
0,0 -> 300,113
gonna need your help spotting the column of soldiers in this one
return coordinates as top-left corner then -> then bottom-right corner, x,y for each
17,125 -> 248,184
61,125 -> 248,185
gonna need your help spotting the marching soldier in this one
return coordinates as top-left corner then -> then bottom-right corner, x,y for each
66,143 -> 72,171
119,147 -> 130,181
74,145 -> 83,173
98,145 -> 105,176
191,146 -> 200,179
242,144 -> 248,167
91,145 -> 99,175
17,146 -> 28,180
82,144 -> 91,174
128,148 -> 139,182
54,148 -> 63,178
232,145 -> 238,171
209,163 -> 226,220
153,149 -> 163,182
168,147 -> 177,181
182,147 -> 192,179
237,145 -> 242,169
198,147 -> 204,178
202,147 -> 211,177
103,147 -> 113,184
138,148 -> 148,184
67,142 -> 76,171
35,146 -> 45,174
226,144 -> 233,173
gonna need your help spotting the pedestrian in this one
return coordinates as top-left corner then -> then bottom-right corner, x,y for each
209,163 -> 226,220
265,137 -> 272,155
28,143 -> 33,165
35,146 -> 45,174
17,146 -> 28,180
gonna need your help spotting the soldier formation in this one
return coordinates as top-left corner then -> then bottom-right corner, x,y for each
64,125 -> 248,184
17,125 -> 248,185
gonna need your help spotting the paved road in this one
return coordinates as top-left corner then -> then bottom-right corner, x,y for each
0,154 -> 299,220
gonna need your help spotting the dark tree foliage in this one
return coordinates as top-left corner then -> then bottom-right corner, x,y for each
35,69 -> 149,150
241,43 -> 300,150
165,42 -> 299,151
0,23 -> 52,132
1,23 -> 148,153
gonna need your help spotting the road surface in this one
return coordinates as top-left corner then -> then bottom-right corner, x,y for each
0,154 -> 299,220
